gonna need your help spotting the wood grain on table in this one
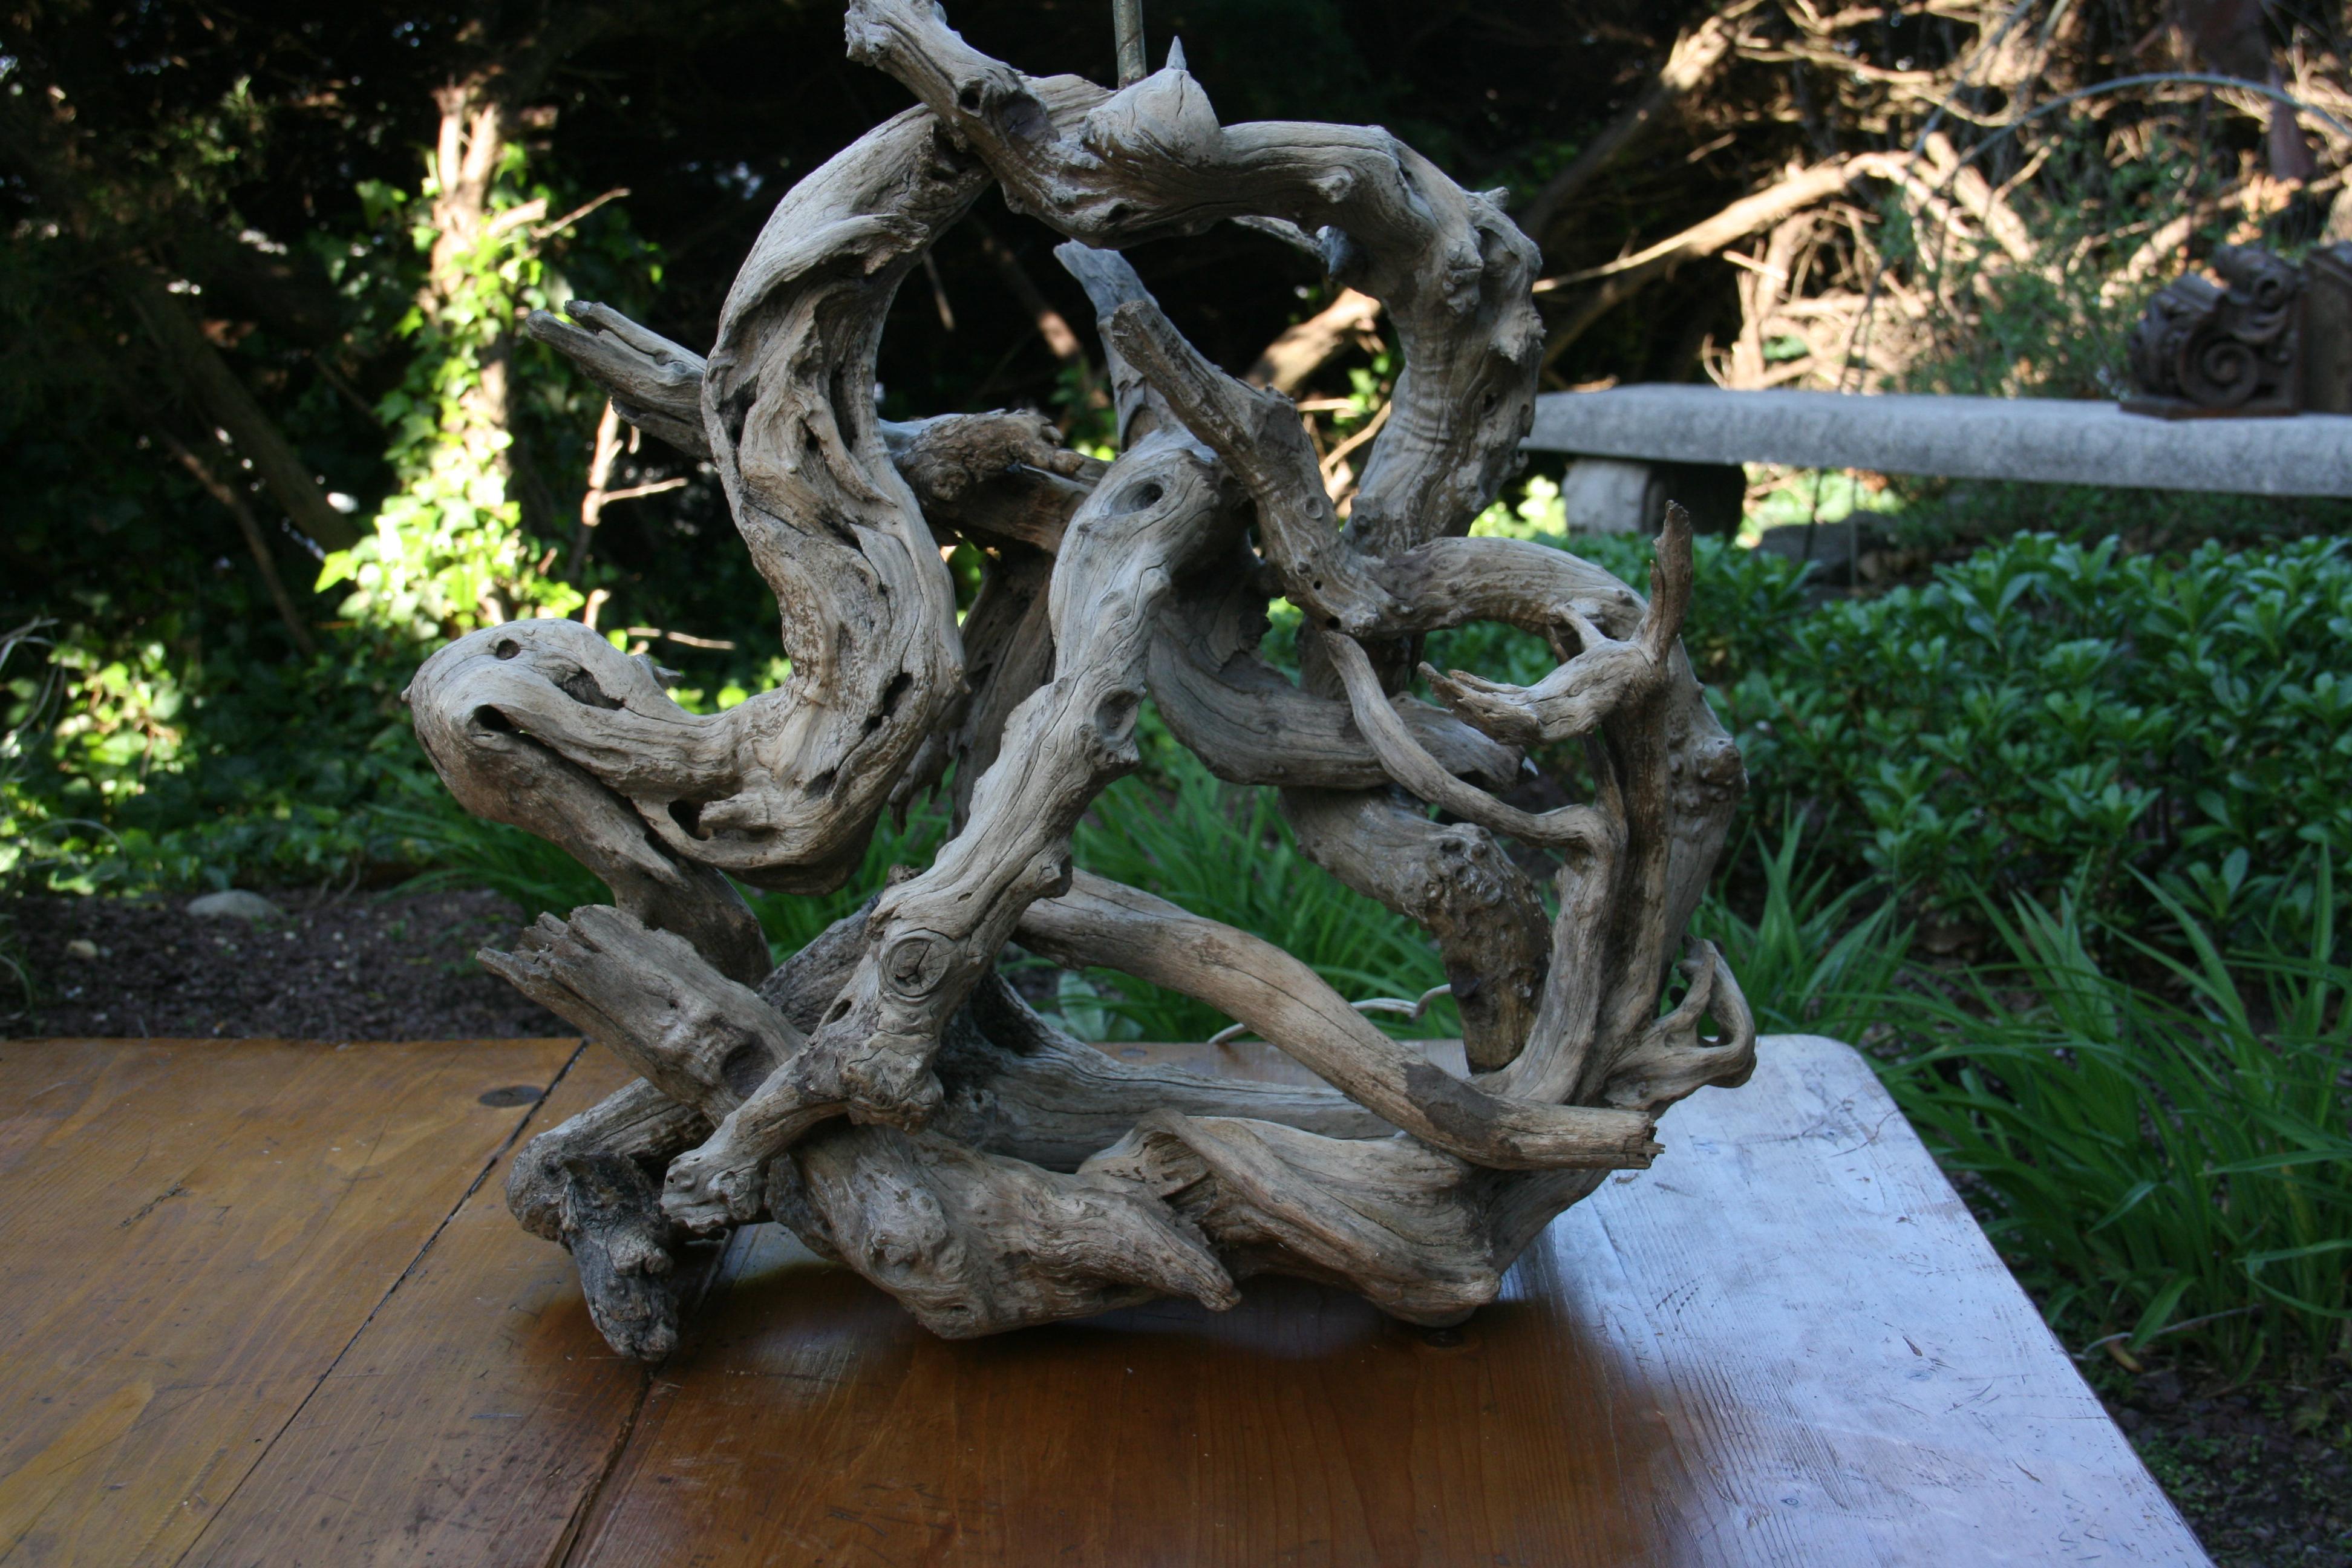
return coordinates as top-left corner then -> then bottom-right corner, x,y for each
0,1036 -> 582,1568
0,1034 -> 2209,1567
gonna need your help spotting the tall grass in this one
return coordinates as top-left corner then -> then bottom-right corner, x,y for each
1698,837 -> 2351,1374
1871,874 -> 2351,1376
1690,821 -> 1909,1042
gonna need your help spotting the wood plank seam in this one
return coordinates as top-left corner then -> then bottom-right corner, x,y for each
555,1225 -> 759,1568
544,1385 -> 653,1568
166,1040 -> 589,1568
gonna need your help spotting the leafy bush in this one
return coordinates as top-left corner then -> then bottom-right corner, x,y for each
7,619 -> 442,892
1725,532 -> 2352,947
1877,475 -> 2352,561
1384,521 -> 2352,958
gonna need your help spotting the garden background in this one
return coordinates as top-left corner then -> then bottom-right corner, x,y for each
3,2 -> 2348,1557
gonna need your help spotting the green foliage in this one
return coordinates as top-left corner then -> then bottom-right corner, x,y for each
1873,877 -> 2352,1374
4,604 -> 437,892
2,126 -> 664,890
1723,532 -> 2352,946
320,157 -> 658,638
1881,475 -> 2352,560
1,620 -> 93,1000
1689,822 -> 1909,1041
1745,468 -> 1908,534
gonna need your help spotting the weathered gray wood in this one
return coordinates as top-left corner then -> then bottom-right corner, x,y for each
1573,1034 -> 2209,1565
417,1 -> 1771,1354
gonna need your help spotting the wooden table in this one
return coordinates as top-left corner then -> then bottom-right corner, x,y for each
0,1033 -> 2207,1567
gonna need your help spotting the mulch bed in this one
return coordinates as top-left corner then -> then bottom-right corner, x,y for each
1,888 -> 570,1041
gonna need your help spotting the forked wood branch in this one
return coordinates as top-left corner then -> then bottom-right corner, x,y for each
417,2 -> 1758,1357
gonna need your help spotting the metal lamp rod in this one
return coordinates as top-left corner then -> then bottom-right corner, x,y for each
1112,0 -> 1146,87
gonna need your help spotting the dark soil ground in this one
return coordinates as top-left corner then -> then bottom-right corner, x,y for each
1,888 -> 570,1040
2091,1357 -> 2352,1567
5,888 -> 2345,1563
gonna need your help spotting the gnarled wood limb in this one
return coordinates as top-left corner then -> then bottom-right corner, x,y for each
414,106 -> 983,936
522,301 -> 712,459
503,1075 -> 710,1359
408,622 -> 774,982
846,0 -> 1541,556
1147,558 -> 1521,792
1085,1111 -> 1604,1326
880,411 -> 1101,553
558,1151 -> 694,1361
1278,789 -> 1550,1074
426,5 -> 1760,1357
526,296 -> 1104,557
1322,627 -> 1613,851
491,900 -> 1398,1348
659,430 -> 1243,1230
773,1124 -> 1238,1338
1018,872 -> 1660,1172
1045,241 -> 1562,1073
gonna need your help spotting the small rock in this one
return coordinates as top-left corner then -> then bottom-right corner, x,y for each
65,938 -> 98,961
188,890 -> 284,922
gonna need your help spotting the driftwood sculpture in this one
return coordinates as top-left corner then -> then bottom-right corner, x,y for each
408,1 -> 1755,1358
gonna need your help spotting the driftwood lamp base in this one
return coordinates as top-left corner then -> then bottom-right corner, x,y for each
407,1 -> 1757,1357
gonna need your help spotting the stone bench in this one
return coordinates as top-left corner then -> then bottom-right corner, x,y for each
1526,385 -> 2352,535
0,1031 -> 2209,1565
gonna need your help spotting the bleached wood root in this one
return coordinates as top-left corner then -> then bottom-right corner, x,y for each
1278,789 -> 1550,1073
1085,1112 -> 1604,1326
774,1123 -> 1238,1338
1018,872 -> 1660,1171
426,4 -> 1763,1356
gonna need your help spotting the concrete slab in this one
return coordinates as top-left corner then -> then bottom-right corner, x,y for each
1526,385 -> 2352,497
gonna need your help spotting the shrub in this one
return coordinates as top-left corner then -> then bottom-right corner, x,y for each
1433,524 -> 2350,952
1725,532 -> 2352,948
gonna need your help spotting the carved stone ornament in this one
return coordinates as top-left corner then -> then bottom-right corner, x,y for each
407,1 -> 1755,1358
2125,244 -> 2304,418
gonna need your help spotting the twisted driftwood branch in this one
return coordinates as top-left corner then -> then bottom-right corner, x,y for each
413,4 -> 1760,1357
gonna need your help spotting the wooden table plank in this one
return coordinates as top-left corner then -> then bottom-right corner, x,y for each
2,1034 -> 2208,1566
1570,1034 -> 2207,1566
180,1047 -> 657,1568
558,1034 -> 2207,1568
0,1037 -> 580,1568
